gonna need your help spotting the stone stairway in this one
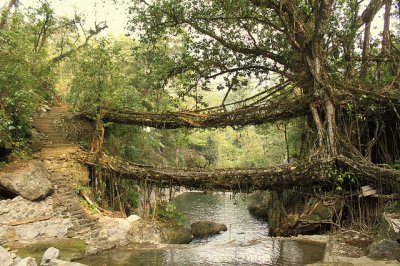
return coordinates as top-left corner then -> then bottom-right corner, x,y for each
44,158 -> 98,239
32,104 -> 70,146
32,102 -> 98,240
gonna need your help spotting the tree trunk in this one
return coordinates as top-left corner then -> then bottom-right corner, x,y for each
284,124 -> 290,161
310,102 -> 325,152
382,0 -> 392,56
0,0 -> 17,29
90,107 -> 105,154
360,22 -> 371,81
325,98 -> 337,156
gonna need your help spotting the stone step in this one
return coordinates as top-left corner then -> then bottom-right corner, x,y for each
35,126 -> 58,129
41,133 -> 66,137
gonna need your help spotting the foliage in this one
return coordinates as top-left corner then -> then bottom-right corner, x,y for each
0,11 -> 55,156
68,37 -> 135,112
128,0 -> 400,161
157,202 -> 187,226
125,184 -> 140,209
326,168 -> 357,192
393,160 -> 400,170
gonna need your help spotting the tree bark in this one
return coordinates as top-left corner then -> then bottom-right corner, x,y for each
360,22 -> 371,81
382,0 -> 392,56
310,102 -> 325,152
90,107 -> 105,154
325,98 -> 337,156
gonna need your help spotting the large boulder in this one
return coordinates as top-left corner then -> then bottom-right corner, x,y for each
190,221 -> 227,237
366,239 -> 400,260
86,217 -> 131,254
126,221 -> 162,245
160,225 -> 193,244
0,160 -> 53,201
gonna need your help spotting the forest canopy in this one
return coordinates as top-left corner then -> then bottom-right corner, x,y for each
128,0 -> 400,163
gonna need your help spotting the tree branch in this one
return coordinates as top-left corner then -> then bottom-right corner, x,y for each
52,23 -> 107,63
184,20 -> 288,67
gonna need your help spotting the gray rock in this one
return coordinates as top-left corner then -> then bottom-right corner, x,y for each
41,247 -> 60,265
126,221 -> 162,245
43,259 -> 86,265
86,217 -> 131,254
190,221 -> 227,237
15,257 -> 37,266
366,239 -> 400,260
160,225 -> 193,244
126,215 -> 140,223
0,160 -> 54,201
30,131 -> 44,152
0,245 -> 13,266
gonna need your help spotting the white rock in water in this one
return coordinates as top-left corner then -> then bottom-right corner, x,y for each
0,246 -> 13,266
40,247 -> 59,265
44,259 -> 87,265
16,257 -> 37,266
127,215 -> 141,223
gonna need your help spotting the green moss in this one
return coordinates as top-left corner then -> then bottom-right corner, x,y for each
7,238 -> 87,263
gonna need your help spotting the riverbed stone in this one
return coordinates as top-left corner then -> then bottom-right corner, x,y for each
41,247 -> 60,265
86,217 -> 131,254
0,245 -> 14,266
190,221 -> 227,237
0,160 -> 53,201
16,257 -> 37,266
366,239 -> 400,260
160,225 -> 193,244
127,221 -> 162,245
42,259 -> 87,265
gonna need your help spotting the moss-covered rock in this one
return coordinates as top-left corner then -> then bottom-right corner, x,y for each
247,191 -> 270,221
160,225 -> 193,244
7,238 -> 86,263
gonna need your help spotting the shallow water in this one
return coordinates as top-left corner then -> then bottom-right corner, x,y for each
173,192 -> 269,244
78,192 -> 325,265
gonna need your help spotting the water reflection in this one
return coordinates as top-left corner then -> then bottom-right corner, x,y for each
78,239 -> 325,266
172,192 -> 269,243
77,192 -> 325,265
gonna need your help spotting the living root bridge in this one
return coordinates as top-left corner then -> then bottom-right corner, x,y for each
75,152 -> 400,191
77,96 -> 309,129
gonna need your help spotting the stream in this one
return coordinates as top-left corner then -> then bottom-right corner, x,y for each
78,192 -> 325,265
